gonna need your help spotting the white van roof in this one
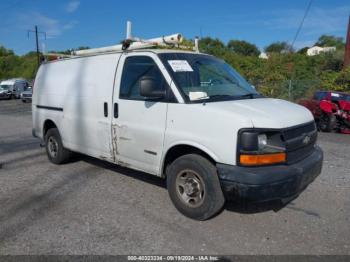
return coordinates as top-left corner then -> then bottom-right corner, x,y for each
44,49 -> 207,64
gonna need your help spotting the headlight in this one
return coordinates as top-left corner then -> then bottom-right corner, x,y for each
238,130 -> 286,166
258,134 -> 267,150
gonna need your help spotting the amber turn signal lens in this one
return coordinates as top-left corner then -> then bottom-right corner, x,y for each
240,153 -> 286,166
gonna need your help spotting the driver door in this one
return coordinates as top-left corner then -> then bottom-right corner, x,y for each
111,53 -> 171,175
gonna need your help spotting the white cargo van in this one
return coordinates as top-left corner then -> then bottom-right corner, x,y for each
32,49 -> 323,220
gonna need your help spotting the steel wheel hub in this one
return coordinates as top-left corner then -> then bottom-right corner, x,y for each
176,170 -> 205,208
48,136 -> 58,158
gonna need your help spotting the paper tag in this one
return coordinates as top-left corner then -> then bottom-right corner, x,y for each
331,93 -> 340,97
168,60 -> 193,72
189,91 -> 209,101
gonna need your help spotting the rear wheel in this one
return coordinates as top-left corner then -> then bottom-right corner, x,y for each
167,154 -> 225,220
45,128 -> 72,164
319,113 -> 336,132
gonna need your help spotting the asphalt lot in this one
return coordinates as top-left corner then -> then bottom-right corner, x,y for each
0,99 -> 349,255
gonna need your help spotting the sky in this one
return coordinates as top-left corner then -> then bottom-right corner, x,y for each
0,0 -> 349,55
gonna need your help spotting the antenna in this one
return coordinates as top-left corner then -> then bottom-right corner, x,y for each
126,21 -> 132,39
194,37 -> 200,53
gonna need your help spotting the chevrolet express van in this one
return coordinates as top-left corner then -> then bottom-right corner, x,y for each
32,50 -> 323,220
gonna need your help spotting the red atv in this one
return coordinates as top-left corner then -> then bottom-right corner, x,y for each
299,91 -> 350,134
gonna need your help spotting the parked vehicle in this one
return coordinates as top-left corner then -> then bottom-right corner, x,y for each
20,87 -> 33,103
299,91 -> 350,134
0,79 -> 29,99
32,49 -> 323,220
0,85 -> 12,99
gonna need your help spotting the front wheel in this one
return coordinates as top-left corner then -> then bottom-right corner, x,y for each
167,154 -> 225,220
45,128 -> 72,164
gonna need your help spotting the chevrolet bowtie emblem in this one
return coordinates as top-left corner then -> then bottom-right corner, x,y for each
302,135 -> 311,145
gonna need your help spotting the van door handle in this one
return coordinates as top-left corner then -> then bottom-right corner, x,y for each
104,102 -> 108,117
114,103 -> 118,118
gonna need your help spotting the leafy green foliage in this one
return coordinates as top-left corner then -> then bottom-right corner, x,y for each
316,35 -> 345,49
265,41 -> 293,54
0,46 -> 37,80
227,40 -> 260,56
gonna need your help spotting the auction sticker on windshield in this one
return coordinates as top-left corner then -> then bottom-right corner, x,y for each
168,60 -> 194,72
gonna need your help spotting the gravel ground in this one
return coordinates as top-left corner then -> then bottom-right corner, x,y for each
0,99 -> 349,255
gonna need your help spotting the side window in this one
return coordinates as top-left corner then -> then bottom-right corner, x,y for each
120,56 -> 168,100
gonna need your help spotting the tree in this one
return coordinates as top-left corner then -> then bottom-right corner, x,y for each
297,47 -> 309,55
265,41 -> 292,54
227,40 -> 260,56
0,46 -> 14,56
198,37 -> 226,56
315,35 -> 344,49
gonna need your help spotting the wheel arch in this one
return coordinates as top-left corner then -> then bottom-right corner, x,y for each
161,142 -> 218,177
43,119 -> 58,137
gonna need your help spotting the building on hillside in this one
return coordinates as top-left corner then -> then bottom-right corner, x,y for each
259,52 -> 269,59
307,46 -> 336,56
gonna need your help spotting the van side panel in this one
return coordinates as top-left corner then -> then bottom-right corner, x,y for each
33,53 -> 120,160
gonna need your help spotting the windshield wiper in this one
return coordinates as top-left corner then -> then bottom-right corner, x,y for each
207,95 -> 237,101
233,93 -> 257,99
209,94 -> 258,100
191,94 -> 259,103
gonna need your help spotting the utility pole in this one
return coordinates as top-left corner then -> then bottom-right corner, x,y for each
28,25 -> 46,69
35,26 -> 40,67
344,16 -> 350,69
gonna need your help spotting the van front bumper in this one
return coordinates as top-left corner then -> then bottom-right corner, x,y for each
217,146 -> 323,202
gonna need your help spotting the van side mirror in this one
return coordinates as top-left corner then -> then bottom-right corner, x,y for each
140,76 -> 166,99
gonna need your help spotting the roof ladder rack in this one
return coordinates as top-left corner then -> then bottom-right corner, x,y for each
71,21 -> 184,56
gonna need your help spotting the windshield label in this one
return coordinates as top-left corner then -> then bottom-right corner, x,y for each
168,60 -> 193,72
189,91 -> 209,101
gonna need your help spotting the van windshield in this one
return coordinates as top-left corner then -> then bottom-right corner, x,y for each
0,85 -> 11,90
158,53 -> 260,103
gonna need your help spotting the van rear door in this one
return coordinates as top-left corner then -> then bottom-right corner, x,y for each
111,53 -> 170,175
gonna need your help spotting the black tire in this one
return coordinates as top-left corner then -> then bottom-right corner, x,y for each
166,154 -> 225,220
45,128 -> 72,164
319,113 -> 336,132
22,100 -> 26,103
